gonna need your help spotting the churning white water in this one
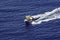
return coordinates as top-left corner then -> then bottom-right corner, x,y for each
31,7 -> 60,25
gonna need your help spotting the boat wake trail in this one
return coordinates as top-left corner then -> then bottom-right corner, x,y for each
31,7 -> 60,25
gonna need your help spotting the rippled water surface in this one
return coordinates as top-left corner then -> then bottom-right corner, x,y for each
0,0 -> 60,40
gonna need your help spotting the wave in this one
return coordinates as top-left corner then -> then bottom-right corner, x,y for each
31,7 -> 60,25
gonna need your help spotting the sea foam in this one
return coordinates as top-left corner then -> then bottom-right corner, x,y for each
31,7 -> 60,25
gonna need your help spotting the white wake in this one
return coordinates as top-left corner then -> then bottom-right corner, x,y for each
31,7 -> 60,25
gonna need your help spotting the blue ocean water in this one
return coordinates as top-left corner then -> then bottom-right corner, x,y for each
0,0 -> 60,40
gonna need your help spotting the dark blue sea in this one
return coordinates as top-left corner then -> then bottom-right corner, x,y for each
0,0 -> 60,40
